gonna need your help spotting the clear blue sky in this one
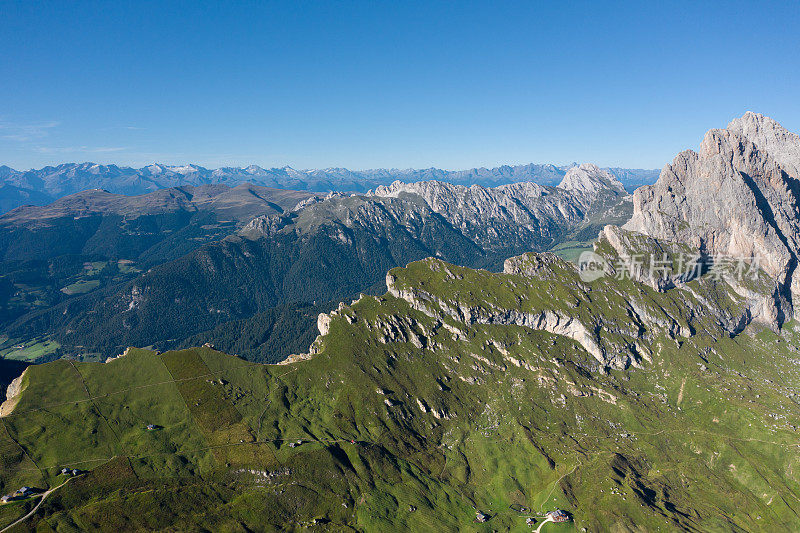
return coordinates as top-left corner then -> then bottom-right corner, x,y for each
1,1 -> 798,171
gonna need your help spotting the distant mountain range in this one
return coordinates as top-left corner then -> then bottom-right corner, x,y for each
0,162 -> 659,214
0,164 -> 631,363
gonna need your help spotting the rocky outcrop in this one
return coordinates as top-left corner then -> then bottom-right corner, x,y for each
0,367 -> 28,417
728,111 -> 800,177
105,346 -> 133,363
280,302 -> 353,365
624,112 -> 800,327
503,252 -> 568,278
599,225 -> 699,291
368,170 -> 628,252
238,213 -> 294,239
384,259 -> 668,370
596,226 -> 765,335
557,163 -> 627,209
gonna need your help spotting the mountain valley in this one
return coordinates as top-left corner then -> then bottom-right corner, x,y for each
2,113 -> 800,531
0,165 -> 630,364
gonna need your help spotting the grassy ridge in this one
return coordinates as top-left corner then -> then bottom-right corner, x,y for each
2,249 -> 800,530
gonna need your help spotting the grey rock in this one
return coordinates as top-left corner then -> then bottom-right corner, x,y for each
366,167 -> 628,252
625,112 -> 800,327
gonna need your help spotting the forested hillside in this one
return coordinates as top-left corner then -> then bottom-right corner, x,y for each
0,184 -> 312,362
0,169 -> 630,364
4,195 -> 504,363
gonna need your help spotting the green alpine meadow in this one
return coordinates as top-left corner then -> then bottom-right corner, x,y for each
3,221 -> 800,531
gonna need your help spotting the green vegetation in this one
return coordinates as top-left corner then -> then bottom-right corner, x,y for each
0,339 -> 60,361
2,236 -> 800,530
60,279 -> 100,295
0,206 -> 296,361
548,240 -> 594,263
177,302 -> 335,363
1,190 -> 626,366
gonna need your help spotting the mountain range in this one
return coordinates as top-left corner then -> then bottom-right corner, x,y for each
0,162 -> 658,214
2,113 -> 800,530
0,164 -> 631,364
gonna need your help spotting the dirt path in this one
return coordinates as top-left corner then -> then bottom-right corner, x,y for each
0,477 -> 72,532
533,515 -> 554,533
539,463 -> 579,511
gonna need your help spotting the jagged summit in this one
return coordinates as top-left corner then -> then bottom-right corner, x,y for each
369,164 -> 628,217
727,111 -> 800,175
369,178 -> 547,200
0,165 -> 17,178
362,174 -> 629,250
625,112 -> 800,326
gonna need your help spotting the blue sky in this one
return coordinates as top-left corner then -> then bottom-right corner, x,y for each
1,1 -> 798,170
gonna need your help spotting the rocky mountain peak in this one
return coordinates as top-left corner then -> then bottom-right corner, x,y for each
624,112 -> 800,327
726,111 -> 800,175
557,163 -> 627,198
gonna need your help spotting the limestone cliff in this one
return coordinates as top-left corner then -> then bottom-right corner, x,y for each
625,112 -> 800,326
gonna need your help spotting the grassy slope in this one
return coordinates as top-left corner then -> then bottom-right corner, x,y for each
1,251 -> 800,531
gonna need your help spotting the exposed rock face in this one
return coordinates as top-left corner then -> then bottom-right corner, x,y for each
379,254 -> 703,370
367,171 -> 628,252
557,163 -> 627,208
105,346 -> 133,363
0,367 -> 27,417
625,112 -> 800,326
598,225 -> 776,333
599,225 -> 699,291
728,111 -> 800,176
384,274 -> 622,368
503,252 -> 566,278
369,180 -> 580,250
241,172 -> 631,265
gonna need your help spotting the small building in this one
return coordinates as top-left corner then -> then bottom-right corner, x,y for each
546,509 -> 570,522
5,487 -> 37,500
476,511 -> 489,523
146,424 -> 157,431
61,468 -> 71,475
